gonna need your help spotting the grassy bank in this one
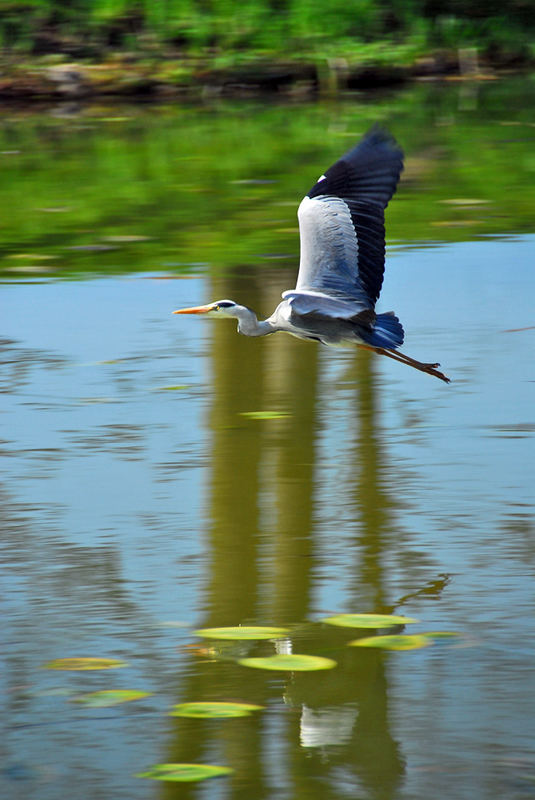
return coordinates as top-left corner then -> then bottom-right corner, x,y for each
0,0 -> 534,98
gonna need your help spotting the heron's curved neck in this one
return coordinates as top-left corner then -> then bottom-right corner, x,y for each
236,309 -> 274,337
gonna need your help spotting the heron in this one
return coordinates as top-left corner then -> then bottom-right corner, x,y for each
174,128 -> 450,383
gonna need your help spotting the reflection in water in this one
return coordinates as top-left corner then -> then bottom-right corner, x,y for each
166,271 -> 406,799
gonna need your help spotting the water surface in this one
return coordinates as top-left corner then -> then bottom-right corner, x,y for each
2,79 -> 535,800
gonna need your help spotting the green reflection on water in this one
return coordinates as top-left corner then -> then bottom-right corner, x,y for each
1,76 -> 535,280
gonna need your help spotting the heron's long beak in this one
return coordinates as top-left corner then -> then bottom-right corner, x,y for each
173,304 -> 215,315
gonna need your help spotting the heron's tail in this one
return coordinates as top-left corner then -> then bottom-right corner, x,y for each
363,311 -> 404,349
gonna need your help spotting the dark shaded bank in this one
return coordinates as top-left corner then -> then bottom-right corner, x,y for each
0,50 -> 527,100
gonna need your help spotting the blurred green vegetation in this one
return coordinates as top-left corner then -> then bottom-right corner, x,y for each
0,0 -> 533,68
1,77 -> 534,280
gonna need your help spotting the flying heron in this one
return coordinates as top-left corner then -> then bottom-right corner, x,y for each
174,128 -> 450,383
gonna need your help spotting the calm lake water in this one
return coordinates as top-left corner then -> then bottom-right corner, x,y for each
2,78 -> 535,800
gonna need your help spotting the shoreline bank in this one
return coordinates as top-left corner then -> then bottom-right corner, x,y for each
0,49 -> 529,101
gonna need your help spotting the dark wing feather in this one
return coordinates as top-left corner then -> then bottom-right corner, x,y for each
294,128 -> 403,307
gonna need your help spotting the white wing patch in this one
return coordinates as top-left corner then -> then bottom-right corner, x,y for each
296,195 -> 359,294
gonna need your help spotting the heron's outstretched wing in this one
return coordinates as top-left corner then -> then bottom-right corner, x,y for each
289,128 -> 403,312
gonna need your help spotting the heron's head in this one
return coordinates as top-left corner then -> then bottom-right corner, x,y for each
173,299 -> 245,318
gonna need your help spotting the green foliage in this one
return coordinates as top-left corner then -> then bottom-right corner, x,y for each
0,0 -> 533,58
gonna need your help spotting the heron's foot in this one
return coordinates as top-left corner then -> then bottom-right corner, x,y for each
370,346 -> 451,383
402,357 -> 450,383
425,365 -> 450,383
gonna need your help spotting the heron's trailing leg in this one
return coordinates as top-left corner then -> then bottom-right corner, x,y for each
359,345 -> 450,383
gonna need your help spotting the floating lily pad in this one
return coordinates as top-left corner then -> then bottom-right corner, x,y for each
349,635 -> 431,651
136,763 -> 233,782
239,411 -> 290,420
194,626 -> 289,640
170,701 -> 263,718
238,654 -> 336,671
71,690 -> 151,707
43,657 -> 128,671
322,613 -> 419,629
155,385 -> 189,391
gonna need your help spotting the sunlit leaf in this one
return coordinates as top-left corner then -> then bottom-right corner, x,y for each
238,654 -> 337,671
239,411 -> 290,420
349,635 -> 431,650
136,763 -> 233,782
43,657 -> 128,671
194,626 -> 289,640
322,613 -> 419,629
421,631 -> 461,641
155,385 -> 189,391
170,701 -> 263,718
71,690 -> 151,707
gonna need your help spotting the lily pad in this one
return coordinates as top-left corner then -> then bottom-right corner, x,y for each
322,613 -> 419,629
136,763 -> 233,782
71,690 -> 151,707
194,626 -> 289,640
240,411 -> 290,420
349,635 -> 431,651
43,657 -> 128,671
238,654 -> 336,671
170,701 -> 263,718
